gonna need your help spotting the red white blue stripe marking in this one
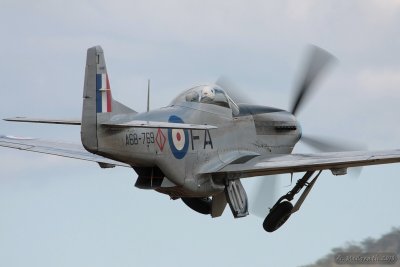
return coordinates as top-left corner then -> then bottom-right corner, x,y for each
96,73 -> 112,113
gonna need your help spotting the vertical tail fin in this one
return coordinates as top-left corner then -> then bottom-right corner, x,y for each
81,46 -> 135,153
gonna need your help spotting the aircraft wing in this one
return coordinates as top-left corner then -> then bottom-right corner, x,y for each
4,117 -> 217,130
0,135 -> 129,167
4,117 -> 81,125
101,120 -> 217,130
206,150 -> 400,178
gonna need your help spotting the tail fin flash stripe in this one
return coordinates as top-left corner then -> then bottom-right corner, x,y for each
96,73 -> 112,113
106,75 -> 112,112
96,74 -> 102,113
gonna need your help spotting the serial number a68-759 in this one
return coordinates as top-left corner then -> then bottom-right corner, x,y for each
126,132 -> 154,145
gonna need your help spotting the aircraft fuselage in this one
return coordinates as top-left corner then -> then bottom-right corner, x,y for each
95,101 -> 301,198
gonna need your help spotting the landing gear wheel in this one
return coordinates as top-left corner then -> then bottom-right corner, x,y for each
181,197 -> 212,215
263,201 -> 293,232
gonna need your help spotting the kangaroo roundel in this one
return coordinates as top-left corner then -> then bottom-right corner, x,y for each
168,115 -> 189,159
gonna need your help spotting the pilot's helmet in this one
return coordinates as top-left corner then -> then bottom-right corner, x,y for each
201,86 -> 215,101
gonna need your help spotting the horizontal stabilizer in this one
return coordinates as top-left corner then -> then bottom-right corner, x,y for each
4,117 -> 81,125
102,120 -> 217,130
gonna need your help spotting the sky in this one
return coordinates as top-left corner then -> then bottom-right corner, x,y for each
0,1 -> 400,266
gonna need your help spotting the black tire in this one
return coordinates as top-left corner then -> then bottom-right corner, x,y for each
181,197 -> 212,215
263,201 -> 293,232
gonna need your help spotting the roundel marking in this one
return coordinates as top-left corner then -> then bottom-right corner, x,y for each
168,115 -> 189,159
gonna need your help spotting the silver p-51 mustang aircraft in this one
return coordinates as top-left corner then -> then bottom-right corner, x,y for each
2,46 -> 400,232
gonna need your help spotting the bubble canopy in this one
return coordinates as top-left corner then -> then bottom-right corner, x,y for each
170,85 -> 239,114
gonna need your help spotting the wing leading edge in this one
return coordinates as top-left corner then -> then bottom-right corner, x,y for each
206,150 -> 400,178
101,120 -> 217,130
0,135 -> 129,167
4,117 -> 217,130
4,117 -> 81,125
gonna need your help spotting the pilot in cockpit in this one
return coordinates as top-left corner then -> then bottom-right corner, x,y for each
182,85 -> 238,113
200,86 -> 215,103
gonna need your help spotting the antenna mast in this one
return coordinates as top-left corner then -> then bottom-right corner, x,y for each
147,79 -> 150,112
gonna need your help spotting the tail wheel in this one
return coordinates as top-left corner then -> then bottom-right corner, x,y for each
263,201 -> 293,232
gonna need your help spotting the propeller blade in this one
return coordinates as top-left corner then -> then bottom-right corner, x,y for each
216,76 -> 252,104
348,167 -> 363,178
301,134 -> 366,178
250,175 -> 279,218
301,134 -> 366,152
290,45 -> 336,115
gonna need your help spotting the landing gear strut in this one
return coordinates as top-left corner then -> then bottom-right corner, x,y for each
263,170 -> 322,232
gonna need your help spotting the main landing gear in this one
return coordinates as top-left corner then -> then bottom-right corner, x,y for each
263,170 -> 322,232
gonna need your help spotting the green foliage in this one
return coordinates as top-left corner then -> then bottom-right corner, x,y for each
301,227 -> 400,267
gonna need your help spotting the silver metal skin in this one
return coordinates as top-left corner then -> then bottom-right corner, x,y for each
80,46 -> 301,200
3,45 -> 400,226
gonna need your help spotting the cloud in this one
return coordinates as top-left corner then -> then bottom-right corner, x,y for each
3,0 -> 398,52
